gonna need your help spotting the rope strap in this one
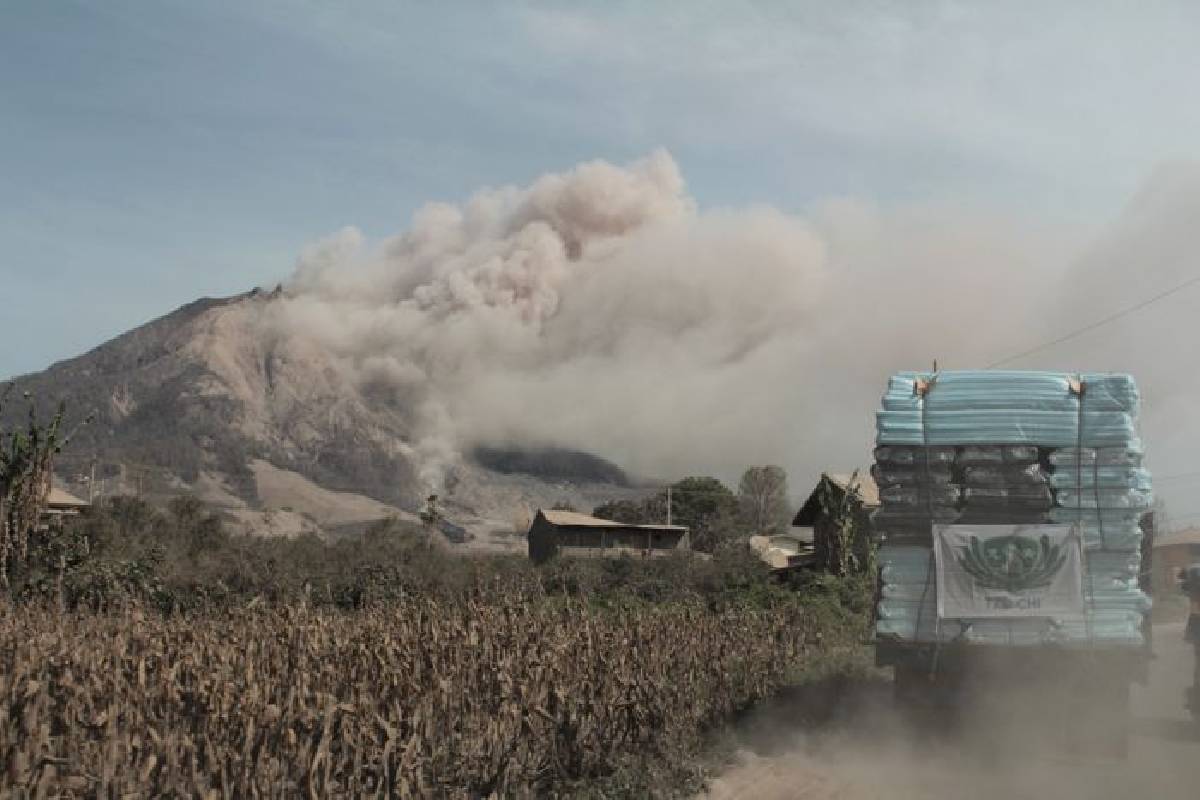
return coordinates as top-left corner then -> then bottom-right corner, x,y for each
1073,375 -> 1095,650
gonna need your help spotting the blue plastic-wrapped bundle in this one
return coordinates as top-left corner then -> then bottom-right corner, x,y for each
1049,445 -> 1143,468
1054,488 -> 1153,510
876,370 -> 1141,446
880,371 -> 1139,413
876,408 -> 1138,447
1048,509 -> 1144,552
875,544 -> 1152,647
871,371 -> 1153,650
877,609 -> 1147,647
1047,467 -> 1152,490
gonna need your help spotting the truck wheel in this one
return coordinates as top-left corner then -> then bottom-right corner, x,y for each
1102,680 -> 1131,759
893,665 -> 946,730
893,665 -> 927,714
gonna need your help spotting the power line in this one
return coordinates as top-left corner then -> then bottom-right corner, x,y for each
986,272 -> 1200,368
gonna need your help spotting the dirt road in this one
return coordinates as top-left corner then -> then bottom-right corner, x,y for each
703,625 -> 1200,799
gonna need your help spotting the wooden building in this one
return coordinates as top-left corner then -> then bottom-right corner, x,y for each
526,509 -> 689,564
1152,527 -> 1200,596
792,472 -> 879,574
42,487 -> 89,526
748,531 -> 816,571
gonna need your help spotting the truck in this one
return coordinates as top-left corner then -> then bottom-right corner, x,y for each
1182,564 -> 1200,724
869,370 -> 1154,755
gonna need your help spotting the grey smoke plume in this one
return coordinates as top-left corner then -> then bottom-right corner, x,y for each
267,150 -> 1200,504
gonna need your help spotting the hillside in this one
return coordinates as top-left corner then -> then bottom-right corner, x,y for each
5,291 -> 640,547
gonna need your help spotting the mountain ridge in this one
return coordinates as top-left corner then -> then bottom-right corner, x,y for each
5,291 -> 640,546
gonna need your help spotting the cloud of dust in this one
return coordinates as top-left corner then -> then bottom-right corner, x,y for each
703,653 -> 1199,800
265,150 -> 1200,504
265,150 -> 1085,492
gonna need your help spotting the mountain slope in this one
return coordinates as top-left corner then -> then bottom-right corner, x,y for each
6,291 -> 637,544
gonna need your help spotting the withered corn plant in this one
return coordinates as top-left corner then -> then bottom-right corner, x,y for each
0,388 -> 63,595
0,388 -> 91,602
0,587 -> 859,798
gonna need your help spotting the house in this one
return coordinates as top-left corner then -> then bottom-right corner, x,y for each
748,531 -> 815,571
791,472 -> 879,572
526,509 -> 689,564
792,472 -> 880,530
1152,527 -> 1200,596
33,486 -> 90,532
44,487 -> 89,520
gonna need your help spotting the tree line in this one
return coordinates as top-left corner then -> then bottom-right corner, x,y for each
589,466 -> 791,552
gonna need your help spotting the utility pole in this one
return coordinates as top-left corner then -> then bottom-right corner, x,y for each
88,456 -> 96,503
666,485 -> 672,527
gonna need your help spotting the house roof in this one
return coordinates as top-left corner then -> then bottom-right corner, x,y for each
825,472 -> 880,507
538,509 -> 688,532
1155,528 -> 1200,547
46,487 -> 89,509
542,509 -> 623,527
792,471 -> 879,527
749,534 -> 815,570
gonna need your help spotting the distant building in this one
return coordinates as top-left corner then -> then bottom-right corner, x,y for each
792,472 -> 879,572
40,487 -> 90,528
1152,527 -> 1200,595
792,472 -> 879,529
526,509 -> 689,563
748,531 -> 815,571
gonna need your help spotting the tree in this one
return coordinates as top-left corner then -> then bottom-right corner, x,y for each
815,471 -> 874,577
592,499 -> 649,525
665,476 -> 740,553
419,494 -> 443,548
0,387 -> 65,594
737,465 -> 790,536
594,476 -> 742,552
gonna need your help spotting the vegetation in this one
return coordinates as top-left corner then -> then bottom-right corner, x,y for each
0,388 -> 92,597
0,400 -> 875,797
815,471 -> 875,578
0,581 -> 865,798
0,497 -> 872,798
736,465 -> 790,536
8,495 -> 843,614
593,474 -> 752,552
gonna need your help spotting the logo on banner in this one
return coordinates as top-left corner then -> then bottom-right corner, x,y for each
955,534 -> 1068,593
934,524 -> 1083,618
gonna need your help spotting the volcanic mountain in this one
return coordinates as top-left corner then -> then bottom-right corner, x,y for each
5,290 -> 638,548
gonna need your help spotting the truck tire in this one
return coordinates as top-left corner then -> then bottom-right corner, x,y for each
893,664 -> 957,730
893,664 -> 932,723
1192,646 -> 1200,727
1105,681 -> 1131,759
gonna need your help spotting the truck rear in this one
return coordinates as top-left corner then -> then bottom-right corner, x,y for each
870,371 -> 1154,754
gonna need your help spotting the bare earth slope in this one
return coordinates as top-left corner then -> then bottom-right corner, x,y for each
6,292 -> 639,543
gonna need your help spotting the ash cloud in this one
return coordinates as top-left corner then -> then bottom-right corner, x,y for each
265,150 -> 1200,501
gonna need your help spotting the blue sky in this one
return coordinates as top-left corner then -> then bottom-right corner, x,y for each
4,1 -> 1200,378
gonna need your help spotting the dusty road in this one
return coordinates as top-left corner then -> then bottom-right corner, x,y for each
703,625 -> 1200,800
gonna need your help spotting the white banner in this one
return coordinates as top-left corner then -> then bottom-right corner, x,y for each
934,524 -> 1084,618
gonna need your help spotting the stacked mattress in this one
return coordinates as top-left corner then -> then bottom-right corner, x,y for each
872,371 -> 1152,648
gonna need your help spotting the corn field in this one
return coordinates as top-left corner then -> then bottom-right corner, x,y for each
0,590 -> 857,798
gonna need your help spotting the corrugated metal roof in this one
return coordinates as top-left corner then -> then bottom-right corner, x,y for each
1155,528 -> 1200,547
541,510 -> 624,527
824,472 -> 880,507
793,470 -> 880,526
538,509 -> 688,532
46,487 -> 89,508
